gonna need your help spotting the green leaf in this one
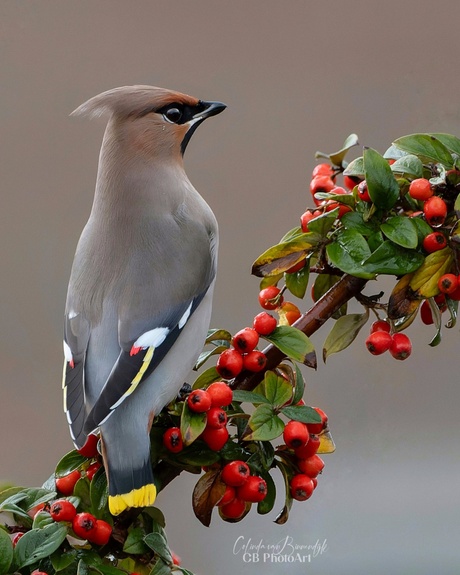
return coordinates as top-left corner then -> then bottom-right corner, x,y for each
312,274 -> 341,301
361,241 -> 424,275
390,154 -> 423,178
171,442 -> 220,468
427,297 -> 443,347
254,371 -> 293,408
0,527 -> 13,575
32,511 -> 54,529
246,441 -> 275,473
144,532 -> 172,564
285,260 -> 310,299
263,326 -> 316,366
150,560 -> 172,575
0,487 -> 23,506
363,147 -> 400,210
274,460 -> 293,525
291,362 -> 305,406
14,523 -> 68,568
316,133 -> 359,167
123,527 -> 150,555
322,311 -> 369,362
205,329 -> 232,344
180,403 -> 207,446
380,216 -> 418,249
383,144 -> 408,160
280,405 -> 322,424
90,467 -> 109,520
430,133 -> 460,156
343,156 -> 364,177
195,345 -> 228,370
192,366 -> 220,390
411,217 -> 433,246
73,477 -> 91,510
280,226 -> 304,243
445,297 -> 458,328
231,390 -> 270,404
393,134 -> 454,168
51,549 -> 77,572
245,404 -> 284,441
55,451 -> 86,478
252,234 -> 320,277
307,209 -> 340,236
326,229 -> 374,279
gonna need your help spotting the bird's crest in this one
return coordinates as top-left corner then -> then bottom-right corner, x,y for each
71,85 -> 200,119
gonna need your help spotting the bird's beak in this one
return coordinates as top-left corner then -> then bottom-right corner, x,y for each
181,100 -> 227,155
195,100 -> 227,121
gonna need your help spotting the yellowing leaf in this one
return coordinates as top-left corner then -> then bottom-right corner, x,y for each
409,247 -> 453,298
387,273 -> 420,319
252,234 -> 320,277
317,431 -> 336,454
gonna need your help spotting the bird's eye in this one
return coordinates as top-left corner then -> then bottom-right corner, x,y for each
164,107 -> 183,124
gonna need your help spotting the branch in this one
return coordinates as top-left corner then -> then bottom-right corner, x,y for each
231,274 -> 368,391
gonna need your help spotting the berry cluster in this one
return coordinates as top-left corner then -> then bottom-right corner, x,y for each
55,433 -> 101,496
218,461 -> 268,519
365,320 -> 412,360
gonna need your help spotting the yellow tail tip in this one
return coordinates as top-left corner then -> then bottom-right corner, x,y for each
109,483 -> 157,516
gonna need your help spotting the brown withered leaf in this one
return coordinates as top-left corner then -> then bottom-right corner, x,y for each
387,273 -> 420,319
192,469 -> 226,527
409,247 -> 453,299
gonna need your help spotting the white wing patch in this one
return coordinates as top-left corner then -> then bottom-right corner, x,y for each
63,340 -> 73,364
179,302 -> 193,329
133,327 -> 170,350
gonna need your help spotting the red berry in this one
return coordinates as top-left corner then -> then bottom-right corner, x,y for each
49,499 -> 77,522
420,300 -> 434,325
221,461 -> 250,486
72,512 -> 97,540
27,502 -> 46,519
201,426 -> 229,451
434,293 -> 448,310
258,286 -> 284,310
409,178 -> 433,201
12,532 -> 24,547
448,284 -> 460,301
220,498 -> 246,519
390,333 -> 412,360
163,427 -> 184,453
206,407 -> 228,429
56,469 -> 81,496
357,180 -> 371,202
90,519 -> 112,546
424,196 -> 447,227
290,474 -> 315,501
312,163 -> 334,178
187,389 -> 212,413
31,572 -> 49,575
278,301 -> 302,325
294,434 -> 320,459
217,485 -> 236,507
236,476 -> 268,503
232,327 -> 259,353
283,420 -> 309,449
438,273 -> 458,294
297,454 -> 325,478
207,381 -> 233,407
370,320 -> 391,333
422,231 -> 447,253
300,210 -> 315,233
253,312 -> 277,336
86,462 -> 101,481
216,349 -> 244,379
310,175 -> 335,202
242,350 -> 267,372
77,434 -> 99,458
365,330 -> 392,355
171,551 -> 181,566
343,174 -> 362,191
306,407 -> 328,435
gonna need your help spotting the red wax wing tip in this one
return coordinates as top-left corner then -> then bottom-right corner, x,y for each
69,359 -> 75,369
130,346 -> 142,356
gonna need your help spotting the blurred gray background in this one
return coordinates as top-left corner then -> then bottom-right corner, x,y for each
1,2 -> 460,573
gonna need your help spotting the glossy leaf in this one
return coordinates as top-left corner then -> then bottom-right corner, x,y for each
51,549 -> 77,572
144,532 -> 172,564
322,311 -> 369,362
280,405 -> 322,423
291,362 -> 305,406
55,450 -> 86,478
363,147 -> 400,210
280,226 -> 304,243
192,366 -> 221,389
14,523 -> 68,568
393,134 -> 454,168
252,234 -> 320,277
192,469 -> 226,527
326,229 -> 374,279
264,326 -> 316,367
430,132 -> 460,156
274,460 -> 293,525
411,217 -> 433,246
255,371 -> 293,408
245,404 -> 284,441
89,467 -> 110,521
231,390 -> 270,404
380,216 -> 418,249
195,345 -> 228,370
341,211 -> 377,236
285,260 -> 310,299
409,247 -> 453,298
172,442 -> 220,468
307,208 -> 341,235
123,527 -> 150,555
390,154 -> 423,178
427,297 -> 443,348
205,329 -> 232,344
361,241 -> 424,275
343,156 -> 364,177
257,471 -> 276,515
180,403 -> 207,446
445,297 -> 458,328
0,528 -> 13,575
315,133 -> 359,167
383,144 -> 408,160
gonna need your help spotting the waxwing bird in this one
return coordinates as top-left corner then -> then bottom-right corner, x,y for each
63,85 -> 225,515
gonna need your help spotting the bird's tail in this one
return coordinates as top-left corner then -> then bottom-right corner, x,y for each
106,457 -> 157,516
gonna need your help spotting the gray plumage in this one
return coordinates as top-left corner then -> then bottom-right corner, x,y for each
62,85 -> 225,514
